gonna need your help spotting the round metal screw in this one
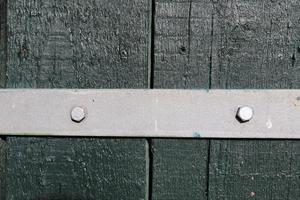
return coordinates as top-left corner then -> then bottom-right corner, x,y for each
236,106 -> 253,123
71,107 -> 86,123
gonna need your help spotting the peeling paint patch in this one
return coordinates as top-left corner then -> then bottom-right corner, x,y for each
266,119 -> 272,129
193,132 -> 201,138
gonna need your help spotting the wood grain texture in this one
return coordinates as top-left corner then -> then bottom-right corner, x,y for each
154,0 -> 300,89
154,0 -> 213,88
0,0 -> 6,88
0,1 -> 7,199
151,139 -> 209,200
152,0 -> 210,199
211,0 -> 300,89
209,140 -> 300,200
6,137 -> 148,200
3,0 -> 150,199
209,1 -> 300,199
0,138 -> 7,200
6,0 -> 150,88
153,0 -> 300,200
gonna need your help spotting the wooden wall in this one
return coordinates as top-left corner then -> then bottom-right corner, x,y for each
0,0 -> 300,199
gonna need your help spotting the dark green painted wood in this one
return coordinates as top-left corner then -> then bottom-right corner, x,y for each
152,0 -> 211,199
154,0 -> 213,89
0,138 -> 7,200
6,0 -> 150,88
211,0 -> 300,89
6,137 -> 148,200
153,0 -> 300,200
0,1 -> 7,199
0,0 -> 6,88
208,1 -> 300,199
209,140 -> 300,200
151,139 -> 209,200
3,0 -> 151,199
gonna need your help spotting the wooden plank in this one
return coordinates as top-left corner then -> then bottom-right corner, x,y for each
153,0 -> 300,199
154,0 -> 213,88
6,137 -> 148,200
0,138 -> 7,200
151,139 -> 209,200
0,1 -> 7,199
6,0 -> 150,88
209,140 -> 300,199
0,0 -> 6,88
152,1 -> 211,199
211,0 -> 300,89
3,0 -> 150,199
208,1 -> 300,199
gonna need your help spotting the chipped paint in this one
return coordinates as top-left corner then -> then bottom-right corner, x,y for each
193,132 -> 201,138
266,119 -> 272,129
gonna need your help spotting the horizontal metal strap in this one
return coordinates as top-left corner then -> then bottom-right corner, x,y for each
0,89 -> 299,138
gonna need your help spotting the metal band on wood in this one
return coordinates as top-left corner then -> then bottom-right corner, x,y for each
0,89 -> 299,138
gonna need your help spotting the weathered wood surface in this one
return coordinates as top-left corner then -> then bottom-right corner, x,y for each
2,0 -> 150,199
154,0 -> 300,89
211,0 -> 300,89
153,0 -> 300,199
0,0 -> 6,88
6,0 -> 150,88
0,1 -> 7,199
6,138 -> 148,200
151,139 -> 209,200
0,138 -> 7,200
152,2 -> 210,199
209,1 -> 300,199
154,0 -> 213,88
151,1 -> 215,196
209,140 -> 300,199
1,0 -> 300,199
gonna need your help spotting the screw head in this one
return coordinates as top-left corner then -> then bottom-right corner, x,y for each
236,106 -> 253,122
71,107 -> 86,123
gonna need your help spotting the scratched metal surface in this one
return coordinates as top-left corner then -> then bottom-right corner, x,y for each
0,89 -> 299,138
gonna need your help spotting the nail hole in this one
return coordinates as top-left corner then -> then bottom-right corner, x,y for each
18,46 -> 29,59
292,54 -> 296,61
120,49 -> 128,59
180,46 -> 186,53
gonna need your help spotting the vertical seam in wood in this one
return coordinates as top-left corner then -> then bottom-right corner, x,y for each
145,139 -> 149,200
0,138 -> 7,200
146,139 -> 154,200
4,139 -> 7,200
208,4 -> 214,89
4,0 -> 7,88
205,140 -> 211,200
286,141 -> 294,200
207,4 -> 214,199
184,0 -> 192,88
187,0 -> 192,58
0,0 -> 7,198
148,0 -> 155,89
0,0 -> 7,88
147,1 -> 155,198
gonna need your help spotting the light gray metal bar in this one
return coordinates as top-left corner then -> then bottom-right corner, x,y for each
0,89 -> 299,138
